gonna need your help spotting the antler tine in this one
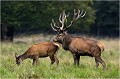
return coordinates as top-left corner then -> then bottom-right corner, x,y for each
59,10 -> 67,30
64,9 -> 86,31
59,10 -> 66,24
64,9 -> 77,30
52,19 -> 60,28
81,11 -> 86,17
59,13 -> 62,23
51,19 -> 60,31
75,9 -> 86,20
73,9 -> 79,21
74,9 -> 81,20
51,23 -> 58,31
63,10 -> 67,20
74,9 -> 77,16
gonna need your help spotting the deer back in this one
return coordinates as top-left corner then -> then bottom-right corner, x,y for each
69,37 -> 102,54
25,42 -> 58,56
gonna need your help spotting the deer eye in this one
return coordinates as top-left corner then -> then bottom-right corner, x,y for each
59,34 -> 62,37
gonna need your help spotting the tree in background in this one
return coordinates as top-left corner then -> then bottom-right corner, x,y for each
91,1 -> 119,37
1,1 -> 95,34
1,1 -> 119,37
1,1 -> 37,32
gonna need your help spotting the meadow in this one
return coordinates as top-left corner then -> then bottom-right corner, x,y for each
0,34 -> 119,78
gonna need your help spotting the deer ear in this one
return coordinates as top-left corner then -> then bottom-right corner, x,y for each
15,53 -> 18,58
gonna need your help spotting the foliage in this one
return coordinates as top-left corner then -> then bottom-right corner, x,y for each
1,1 -> 95,33
1,2 -> 37,31
91,1 -> 119,36
1,1 -> 119,36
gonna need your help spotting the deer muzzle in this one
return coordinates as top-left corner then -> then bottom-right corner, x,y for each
53,38 -> 57,42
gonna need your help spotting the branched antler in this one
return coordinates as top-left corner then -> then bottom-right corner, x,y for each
64,9 -> 86,31
51,19 -> 60,31
51,9 -> 86,32
59,10 -> 67,30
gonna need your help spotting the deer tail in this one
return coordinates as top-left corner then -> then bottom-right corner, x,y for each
97,42 -> 105,52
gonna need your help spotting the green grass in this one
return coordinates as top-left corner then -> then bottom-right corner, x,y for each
0,34 -> 119,78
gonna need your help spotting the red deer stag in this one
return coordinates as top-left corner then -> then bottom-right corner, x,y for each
51,9 -> 106,69
15,42 -> 59,66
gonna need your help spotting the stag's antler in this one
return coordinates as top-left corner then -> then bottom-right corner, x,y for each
51,19 -> 60,31
64,9 -> 86,31
51,10 -> 69,32
59,10 -> 70,30
51,9 -> 86,32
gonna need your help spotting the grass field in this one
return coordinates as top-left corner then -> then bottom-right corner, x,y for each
0,34 -> 119,78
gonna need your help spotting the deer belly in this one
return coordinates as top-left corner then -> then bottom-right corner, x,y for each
79,53 -> 93,57
38,52 -> 48,57
28,53 -> 48,59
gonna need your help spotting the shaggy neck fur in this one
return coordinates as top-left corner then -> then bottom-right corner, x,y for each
62,35 -> 72,50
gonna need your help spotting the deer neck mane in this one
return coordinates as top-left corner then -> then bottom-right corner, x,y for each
62,35 -> 72,50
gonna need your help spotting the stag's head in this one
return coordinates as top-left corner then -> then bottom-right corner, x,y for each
51,9 -> 86,43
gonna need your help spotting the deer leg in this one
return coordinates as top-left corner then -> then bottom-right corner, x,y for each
54,55 -> 59,65
49,55 -> 55,65
32,56 -> 39,66
32,58 -> 37,66
95,58 -> 99,68
36,58 -> 39,65
76,54 -> 80,66
96,57 -> 106,69
73,54 -> 77,65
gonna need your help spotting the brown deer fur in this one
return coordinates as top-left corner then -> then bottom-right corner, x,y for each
53,32 -> 106,68
15,42 -> 59,66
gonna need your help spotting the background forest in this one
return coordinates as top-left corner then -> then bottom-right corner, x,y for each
1,1 -> 119,37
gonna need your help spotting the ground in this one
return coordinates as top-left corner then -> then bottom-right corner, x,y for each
0,34 -> 119,78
